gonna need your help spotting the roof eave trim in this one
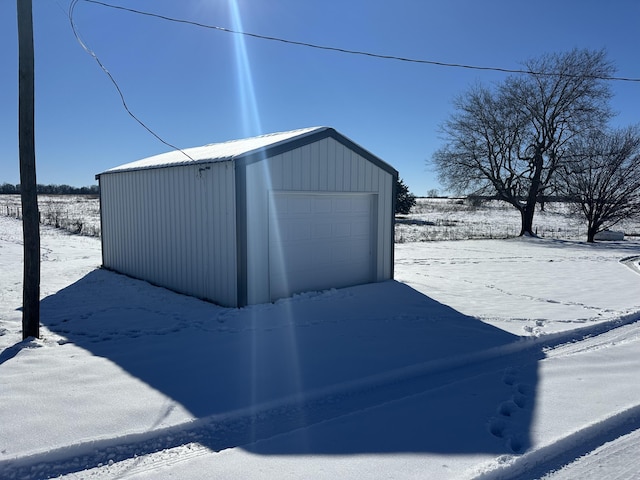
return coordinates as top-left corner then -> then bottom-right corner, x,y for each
95,157 -> 233,177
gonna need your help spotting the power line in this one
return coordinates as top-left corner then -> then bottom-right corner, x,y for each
68,0 -> 194,160
81,0 -> 640,83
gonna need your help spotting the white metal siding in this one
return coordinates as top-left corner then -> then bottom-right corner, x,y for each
244,137 -> 393,304
99,162 -> 238,307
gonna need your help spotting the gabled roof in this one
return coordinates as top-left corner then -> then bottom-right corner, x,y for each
99,127 -> 327,175
97,126 -> 397,178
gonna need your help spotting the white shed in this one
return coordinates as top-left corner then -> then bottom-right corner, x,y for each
96,127 -> 398,307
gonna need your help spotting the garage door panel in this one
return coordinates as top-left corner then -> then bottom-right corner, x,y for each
289,223 -> 311,241
270,261 -> 372,300
291,198 -> 312,214
334,198 -> 353,212
313,198 -> 333,213
350,220 -> 370,236
333,222 -> 352,237
312,223 -> 333,238
351,196 -> 372,212
269,192 -> 376,301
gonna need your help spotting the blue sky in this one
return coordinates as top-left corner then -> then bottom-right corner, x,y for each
1,0 -> 639,195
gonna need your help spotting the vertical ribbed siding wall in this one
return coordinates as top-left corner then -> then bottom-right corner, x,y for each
99,161 -> 238,307
243,137 -> 394,305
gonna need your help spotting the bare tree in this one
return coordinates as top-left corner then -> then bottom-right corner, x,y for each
560,127 -> 640,242
433,49 -> 614,236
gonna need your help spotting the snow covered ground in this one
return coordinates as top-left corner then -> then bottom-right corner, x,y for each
1,214 -> 640,479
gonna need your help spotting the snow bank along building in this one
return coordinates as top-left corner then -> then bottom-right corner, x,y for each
96,127 -> 398,307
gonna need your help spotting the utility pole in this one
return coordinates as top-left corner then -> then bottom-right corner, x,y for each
17,0 -> 40,339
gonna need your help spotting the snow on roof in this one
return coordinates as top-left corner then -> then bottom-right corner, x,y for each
102,126 -> 327,174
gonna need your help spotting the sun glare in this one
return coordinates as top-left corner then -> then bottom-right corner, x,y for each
227,0 -> 307,445
229,0 -> 261,136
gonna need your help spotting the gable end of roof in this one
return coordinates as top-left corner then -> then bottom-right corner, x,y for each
238,127 -> 398,178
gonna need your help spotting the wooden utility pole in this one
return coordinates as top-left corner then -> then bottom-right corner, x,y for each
17,0 -> 40,339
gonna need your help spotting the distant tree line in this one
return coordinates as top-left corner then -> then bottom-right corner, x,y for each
0,183 -> 99,195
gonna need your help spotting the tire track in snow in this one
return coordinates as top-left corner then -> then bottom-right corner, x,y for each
621,255 -> 640,276
472,405 -> 640,480
540,426 -> 640,480
2,315 -> 640,479
61,442 -> 214,479
471,317 -> 640,480
543,320 -> 640,359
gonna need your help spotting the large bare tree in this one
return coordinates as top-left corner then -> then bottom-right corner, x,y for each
433,49 -> 614,236
560,127 -> 640,242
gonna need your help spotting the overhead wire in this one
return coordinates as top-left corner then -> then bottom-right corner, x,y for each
80,0 -> 640,83
68,0 -> 640,159
68,0 -> 194,160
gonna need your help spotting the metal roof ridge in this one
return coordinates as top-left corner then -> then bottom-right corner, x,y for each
96,127 -> 329,177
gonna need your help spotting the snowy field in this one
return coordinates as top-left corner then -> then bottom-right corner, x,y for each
0,195 -> 101,237
1,213 -> 640,479
4,195 -> 640,242
396,198 -> 640,242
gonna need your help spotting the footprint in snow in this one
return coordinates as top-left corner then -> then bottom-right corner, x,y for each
513,392 -> 527,408
498,400 -> 519,417
508,434 -> 525,454
489,417 -> 507,438
489,368 -> 532,453
502,368 -> 518,386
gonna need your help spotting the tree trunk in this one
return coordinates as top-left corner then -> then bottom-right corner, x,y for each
520,205 -> 536,236
519,149 -> 544,237
587,220 -> 600,243
17,0 -> 40,340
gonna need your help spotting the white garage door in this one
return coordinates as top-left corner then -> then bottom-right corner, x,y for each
269,192 -> 376,301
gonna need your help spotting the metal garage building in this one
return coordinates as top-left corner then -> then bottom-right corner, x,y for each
96,127 -> 398,307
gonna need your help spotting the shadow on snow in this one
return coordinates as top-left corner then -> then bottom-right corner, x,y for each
38,269 -> 540,458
